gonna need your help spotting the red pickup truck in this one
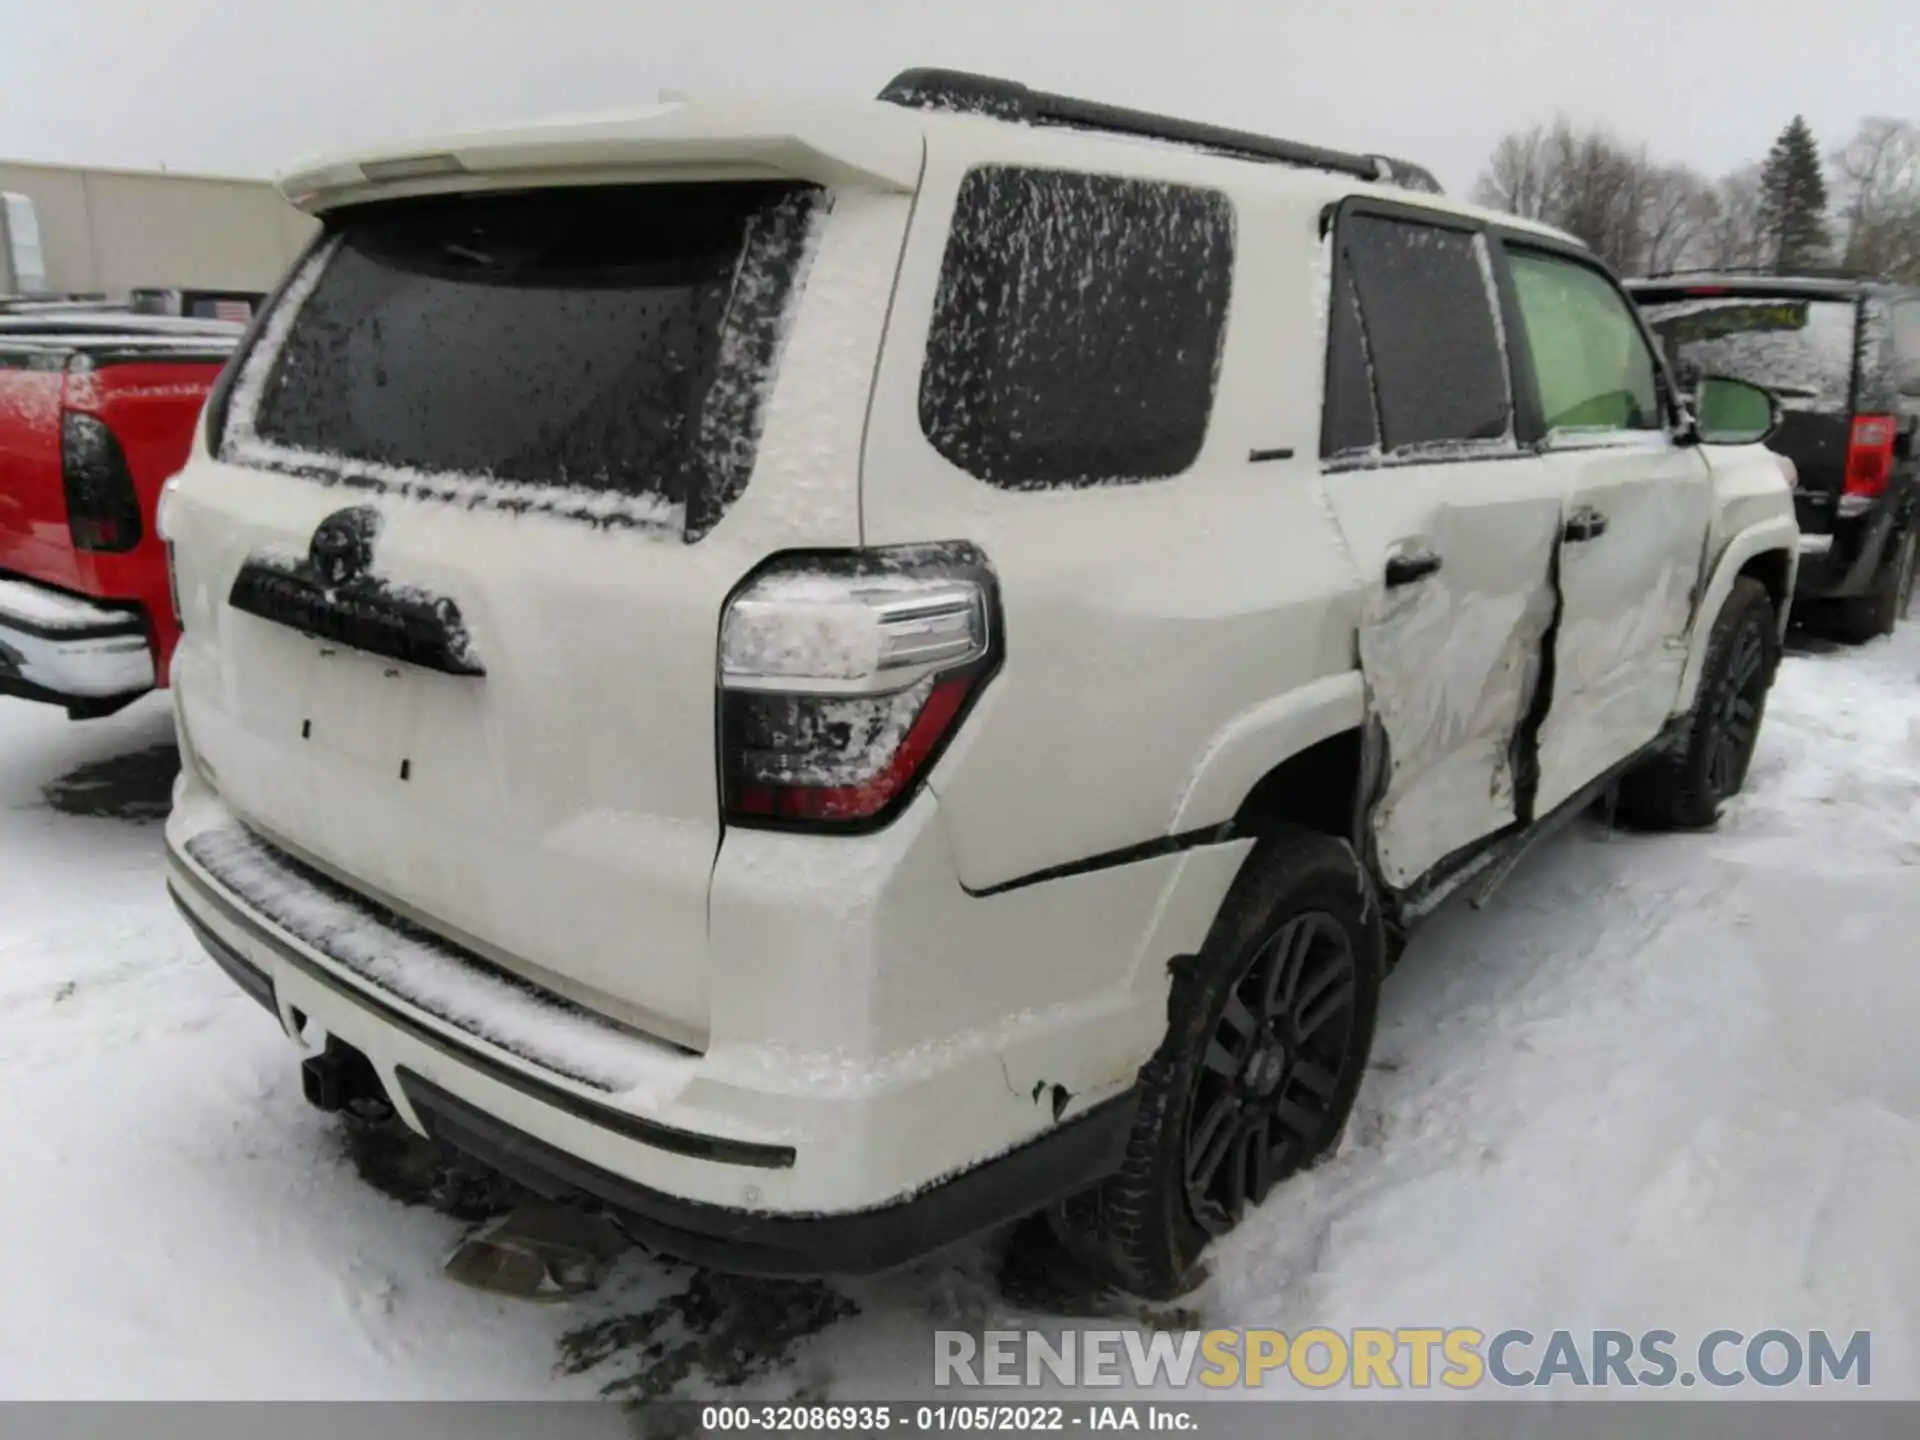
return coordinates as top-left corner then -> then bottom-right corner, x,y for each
0,313 -> 240,716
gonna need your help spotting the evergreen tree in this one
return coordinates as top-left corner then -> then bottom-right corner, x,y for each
1759,116 -> 1831,270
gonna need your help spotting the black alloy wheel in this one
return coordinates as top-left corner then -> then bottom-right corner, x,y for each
1183,911 -> 1357,1233
1048,826 -> 1383,1300
1704,613 -> 1768,802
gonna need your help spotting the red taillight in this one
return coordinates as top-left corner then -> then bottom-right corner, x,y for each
61,410 -> 145,553
728,677 -> 975,823
1845,414 -> 1896,498
718,548 -> 997,831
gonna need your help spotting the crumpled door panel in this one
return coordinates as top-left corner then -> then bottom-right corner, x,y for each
1360,497 -> 1561,890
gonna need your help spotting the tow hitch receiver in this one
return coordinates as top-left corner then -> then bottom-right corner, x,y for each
301,1037 -> 390,1115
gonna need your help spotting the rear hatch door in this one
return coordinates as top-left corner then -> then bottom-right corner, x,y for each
173,175 -> 908,1049
1639,289 -> 1861,532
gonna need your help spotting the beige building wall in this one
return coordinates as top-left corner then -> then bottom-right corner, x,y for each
0,159 -> 317,296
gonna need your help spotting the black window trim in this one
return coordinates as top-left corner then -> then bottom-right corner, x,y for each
1318,195 -> 1524,472
1848,290 -> 1872,415
1491,231 -> 1687,452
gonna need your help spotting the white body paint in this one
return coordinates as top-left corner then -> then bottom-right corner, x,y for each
162,94 -> 1795,1228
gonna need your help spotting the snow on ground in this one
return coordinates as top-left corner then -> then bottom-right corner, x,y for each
0,622 -> 1915,1400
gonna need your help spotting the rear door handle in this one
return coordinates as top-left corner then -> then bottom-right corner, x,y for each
1384,549 -> 1443,587
1563,507 -> 1610,543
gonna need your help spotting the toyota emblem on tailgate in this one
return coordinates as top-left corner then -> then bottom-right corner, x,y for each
308,506 -> 380,588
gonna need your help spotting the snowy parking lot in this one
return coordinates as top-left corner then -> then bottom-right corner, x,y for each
1,622 -> 1916,1400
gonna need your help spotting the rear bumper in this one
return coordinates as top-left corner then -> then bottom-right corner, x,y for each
403,1069 -> 1134,1275
166,864 -> 1134,1273
1796,491 -> 1913,599
163,758 -> 1245,1272
0,575 -> 154,709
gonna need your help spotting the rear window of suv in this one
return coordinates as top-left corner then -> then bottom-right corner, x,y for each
1638,292 -> 1859,414
239,181 -> 825,539
919,166 -> 1234,491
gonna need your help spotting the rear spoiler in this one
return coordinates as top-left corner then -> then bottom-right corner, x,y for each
280,101 -> 925,213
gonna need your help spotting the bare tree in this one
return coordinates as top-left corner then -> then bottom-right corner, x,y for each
1640,166 -> 1718,274
1547,124 -> 1646,271
1700,166 -> 1771,270
1472,118 -> 1714,275
1831,118 -> 1920,280
1477,115 -> 1920,279
1474,124 -> 1556,220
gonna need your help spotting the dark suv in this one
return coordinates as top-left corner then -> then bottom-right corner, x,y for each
1628,273 -> 1919,639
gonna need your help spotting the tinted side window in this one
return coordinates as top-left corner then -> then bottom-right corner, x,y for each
1322,269 -> 1380,456
920,167 -> 1234,491
1508,250 -> 1660,435
1893,299 -> 1920,363
1338,214 -> 1510,452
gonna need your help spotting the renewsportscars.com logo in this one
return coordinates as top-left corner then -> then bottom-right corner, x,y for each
934,1328 -> 1871,1391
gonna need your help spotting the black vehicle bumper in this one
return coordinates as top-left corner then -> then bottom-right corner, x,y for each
397,1069 -> 1137,1276
1796,503 -> 1900,599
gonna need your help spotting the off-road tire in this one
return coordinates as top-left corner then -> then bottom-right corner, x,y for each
1832,527 -> 1915,643
1617,577 -> 1779,831
1050,826 -> 1383,1299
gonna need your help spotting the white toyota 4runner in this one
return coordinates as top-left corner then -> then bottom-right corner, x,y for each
161,69 -> 1798,1297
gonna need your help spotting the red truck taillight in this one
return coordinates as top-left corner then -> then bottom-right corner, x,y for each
1844,414 -> 1896,499
718,546 -> 998,831
60,411 -> 143,553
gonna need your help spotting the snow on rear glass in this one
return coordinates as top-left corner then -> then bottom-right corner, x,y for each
919,167 -> 1233,490
1642,297 -> 1858,413
245,182 -> 825,537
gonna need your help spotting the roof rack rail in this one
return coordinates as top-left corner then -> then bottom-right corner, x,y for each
876,68 -> 1443,195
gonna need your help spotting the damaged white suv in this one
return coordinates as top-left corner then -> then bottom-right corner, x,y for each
163,68 -> 1798,1297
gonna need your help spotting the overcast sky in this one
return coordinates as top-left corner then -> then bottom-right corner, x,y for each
3,0 -> 1915,193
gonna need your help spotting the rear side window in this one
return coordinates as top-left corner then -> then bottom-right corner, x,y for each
241,181 -> 826,539
1507,250 -> 1660,436
1323,213 -> 1510,457
919,166 -> 1234,491
1322,270 -> 1379,455
1895,299 -> 1920,359
1639,294 -> 1859,415
1891,299 -> 1920,394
